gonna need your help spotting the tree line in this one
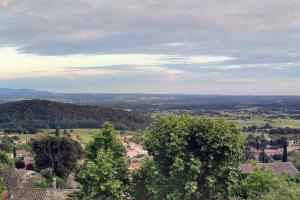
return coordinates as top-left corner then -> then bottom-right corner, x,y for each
0,99 -> 151,132
269,127 -> 300,135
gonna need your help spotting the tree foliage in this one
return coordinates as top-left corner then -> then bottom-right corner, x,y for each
291,151 -> 300,171
0,151 -> 10,165
76,123 -> 129,200
232,169 -> 300,200
31,135 -> 83,177
132,115 -> 245,200
0,135 -> 13,153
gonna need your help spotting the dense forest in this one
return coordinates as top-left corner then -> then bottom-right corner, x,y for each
0,99 -> 151,132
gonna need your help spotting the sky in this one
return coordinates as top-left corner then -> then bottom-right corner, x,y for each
0,0 -> 300,94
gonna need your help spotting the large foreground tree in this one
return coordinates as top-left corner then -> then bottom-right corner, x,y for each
32,135 -> 83,178
75,123 -> 129,200
132,115 -> 245,200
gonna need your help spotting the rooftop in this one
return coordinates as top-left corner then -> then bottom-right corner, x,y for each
6,188 -> 79,200
239,162 -> 299,177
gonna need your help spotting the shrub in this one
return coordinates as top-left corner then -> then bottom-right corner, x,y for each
15,159 -> 25,169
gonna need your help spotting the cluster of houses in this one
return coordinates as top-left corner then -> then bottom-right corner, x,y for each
250,138 -> 300,160
118,135 -> 148,170
0,132 -> 34,166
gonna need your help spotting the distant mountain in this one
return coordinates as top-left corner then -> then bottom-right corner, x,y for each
0,99 -> 151,131
1,88 -> 300,111
0,88 -> 56,103
0,88 -> 51,96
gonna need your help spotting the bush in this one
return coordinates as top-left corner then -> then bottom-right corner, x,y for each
26,163 -> 34,170
56,176 -> 67,189
40,168 -> 53,179
291,151 -> 300,171
15,159 -> 25,169
0,144 -> 10,153
272,154 -> 283,161
36,179 -> 52,188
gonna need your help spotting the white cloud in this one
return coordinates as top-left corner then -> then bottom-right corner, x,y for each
0,47 -> 235,79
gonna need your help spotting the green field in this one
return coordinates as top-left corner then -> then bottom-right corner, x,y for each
229,117 -> 269,129
18,117 -> 300,144
19,129 -> 99,144
19,128 -> 143,144
271,119 -> 300,128
229,116 -> 300,129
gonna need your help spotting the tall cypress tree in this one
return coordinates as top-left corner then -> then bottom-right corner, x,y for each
260,149 -> 268,163
282,140 -> 288,162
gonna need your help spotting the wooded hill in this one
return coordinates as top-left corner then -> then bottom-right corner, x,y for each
0,99 -> 151,132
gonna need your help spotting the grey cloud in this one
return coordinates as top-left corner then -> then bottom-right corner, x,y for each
1,0 -> 300,61
2,0 -> 300,95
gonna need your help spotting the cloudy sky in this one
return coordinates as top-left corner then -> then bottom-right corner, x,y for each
0,0 -> 300,94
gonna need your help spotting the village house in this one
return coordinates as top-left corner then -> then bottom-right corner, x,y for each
263,145 -> 300,158
12,139 -> 27,145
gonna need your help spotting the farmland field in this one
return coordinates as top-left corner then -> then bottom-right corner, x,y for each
19,128 -> 143,144
230,117 -> 300,129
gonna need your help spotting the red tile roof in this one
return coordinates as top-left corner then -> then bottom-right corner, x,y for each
239,162 -> 299,177
6,188 -> 79,200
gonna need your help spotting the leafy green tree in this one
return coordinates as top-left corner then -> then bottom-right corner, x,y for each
0,144 -> 11,153
75,123 -> 129,200
244,146 -> 255,161
259,149 -> 272,163
32,135 -> 83,177
0,134 -> 13,153
0,151 -> 10,165
232,168 -> 300,200
291,151 -> 300,170
132,115 -> 245,200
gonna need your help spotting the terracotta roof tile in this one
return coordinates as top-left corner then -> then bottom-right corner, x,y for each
6,188 -> 79,200
239,162 -> 299,177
